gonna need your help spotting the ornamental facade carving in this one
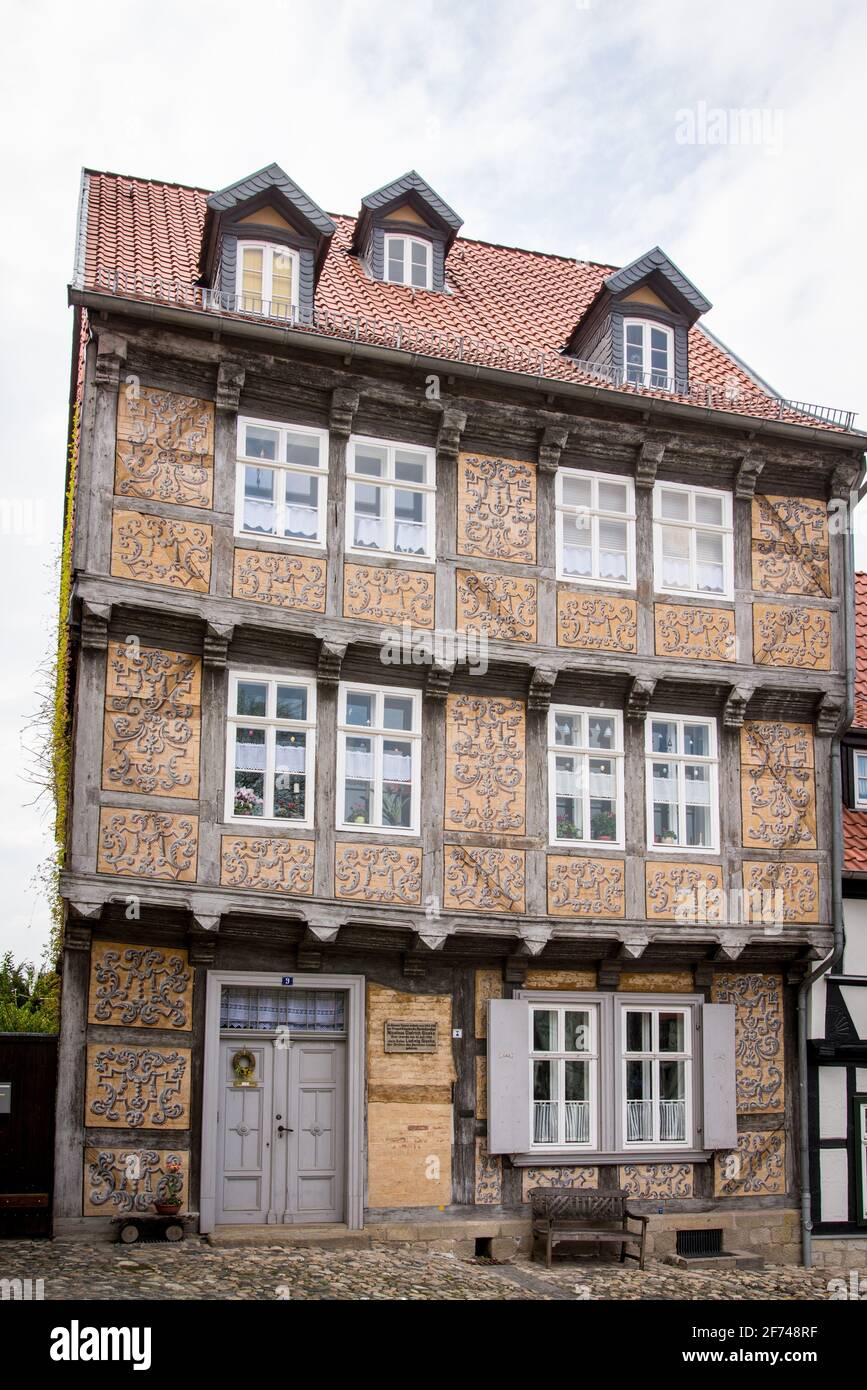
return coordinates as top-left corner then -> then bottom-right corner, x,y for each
115,386 -> 214,508
457,452 -> 537,563
334,844 -> 422,904
521,1167 -> 598,1199
233,549 -> 326,612
444,846 -> 526,913
444,694 -> 526,834
455,570 -> 537,643
111,510 -> 212,591
751,494 -> 830,597
711,972 -> 785,1114
546,857 -> 625,918
220,837 -> 314,894
343,564 -> 434,627
88,941 -> 192,1029
645,862 -> 724,922
654,604 -> 736,662
714,1130 -> 786,1197
85,1044 -> 191,1129
557,592 -> 638,652
83,1147 -> 189,1216
619,1164 -> 694,1199
753,602 -> 831,670
474,1138 -> 502,1205
97,808 -> 198,881
742,861 -> 820,924
102,643 -> 201,799
740,720 -> 816,850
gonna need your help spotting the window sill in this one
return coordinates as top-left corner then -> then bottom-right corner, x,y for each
512,1149 -> 710,1166
555,574 -> 636,591
550,841 -> 625,853
336,824 -> 420,838
647,845 -> 720,856
345,546 -> 435,567
234,531 -> 325,552
224,818 -> 314,832
653,586 -> 734,605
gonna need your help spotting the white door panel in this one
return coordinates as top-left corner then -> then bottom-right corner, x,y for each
216,1041 -> 273,1224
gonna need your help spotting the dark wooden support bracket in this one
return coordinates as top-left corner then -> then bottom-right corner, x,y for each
216,361 -> 246,413
635,438 -> 665,490
329,387 -> 360,440
317,638 -> 347,686
203,621 -> 234,669
528,665 -> 558,714
625,675 -> 655,722
724,683 -> 754,729
537,425 -> 570,474
436,406 -> 467,464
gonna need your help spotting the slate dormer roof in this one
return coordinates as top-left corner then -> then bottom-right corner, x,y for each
200,162 -> 335,280
603,246 -> 712,320
350,170 -> 463,257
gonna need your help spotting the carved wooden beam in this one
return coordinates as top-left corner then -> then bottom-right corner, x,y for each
635,439 -> 665,490
216,361 -> 246,413
625,675 -> 655,722
528,665 -> 558,713
723,683 -> 755,729
80,600 -> 111,651
436,406 -> 467,464
537,425 -> 570,475
815,691 -> 845,736
203,621 -> 234,669
735,451 -> 764,500
317,638 -> 347,686
329,387 -> 360,441
424,658 -> 454,702
94,331 -> 127,388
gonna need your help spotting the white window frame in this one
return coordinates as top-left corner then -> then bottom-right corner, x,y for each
855,752 -> 867,809
383,234 -> 433,289
619,1001 -> 694,1150
555,468 -> 636,588
623,318 -> 674,387
237,240 -> 300,317
529,1000 -> 599,1151
645,713 -> 719,853
336,682 -> 422,836
652,480 -> 734,600
345,435 -> 436,562
547,705 -> 625,849
224,671 -> 317,828
234,417 -> 329,549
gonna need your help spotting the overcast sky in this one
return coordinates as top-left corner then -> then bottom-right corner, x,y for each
1,0 -> 865,964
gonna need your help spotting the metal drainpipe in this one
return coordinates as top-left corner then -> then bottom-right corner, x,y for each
797,483 -> 856,1267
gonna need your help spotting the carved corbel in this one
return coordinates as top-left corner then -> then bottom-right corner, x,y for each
723,683 -> 754,729
518,924 -> 552,957
829,460 -> 860,501
528,665 -> 558,714
216,361 -> 246,413
713,933 -> 750,962
317,638 -> 347,686
436,407 -> 467,464
620,933 -> 650,960
203,621 -> 234,669
192,913 -> 220,935
635,438 -> 665,490
504,954 -> 528,985
597,955 -> 622,990
413,926 -> 450,951
80,600 -> 111,651
538,425 -> 570,475
64,918 -> 95,952
329,387 -> 360,441
625,675 -> 655,722
693,962 -> 716,991
815,691 -> 844,736
735,451 -> 764,500
307,924 -> 340,945
424,658 -> 454,702
94,332 -> 128,388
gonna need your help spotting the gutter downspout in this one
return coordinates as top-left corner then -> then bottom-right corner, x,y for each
797,479 -> 857,1266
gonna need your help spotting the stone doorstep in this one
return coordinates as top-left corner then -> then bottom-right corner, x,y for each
663,1252 -> 766,1271
206,1214 -> 532,1253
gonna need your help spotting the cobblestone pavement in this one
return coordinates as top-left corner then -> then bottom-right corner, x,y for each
0,1239 -> 842,1301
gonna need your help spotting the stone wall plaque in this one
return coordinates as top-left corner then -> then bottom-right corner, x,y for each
383,1019 -> 439,1054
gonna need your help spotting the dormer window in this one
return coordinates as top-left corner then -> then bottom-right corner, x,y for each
624,319 -> 673,387
384,235 -> 432,289
238,241 -> 299,318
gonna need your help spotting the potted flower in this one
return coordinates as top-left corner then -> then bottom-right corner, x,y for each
234,785 -> 264,817
658,829 -> 678,844
591,809 -> 617,841
153,1157 -> 184,1216
557,817 -> 580,840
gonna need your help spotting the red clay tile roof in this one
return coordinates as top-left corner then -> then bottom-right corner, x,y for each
844,806 -> 867,873
75,169 -> 856,432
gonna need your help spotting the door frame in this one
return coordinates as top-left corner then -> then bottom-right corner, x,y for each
200,971 -> 365,1233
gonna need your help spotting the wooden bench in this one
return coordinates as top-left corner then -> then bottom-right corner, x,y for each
528,1189 -> 648,1269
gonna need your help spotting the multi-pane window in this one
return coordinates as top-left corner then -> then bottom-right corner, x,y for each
855,752 -> 867,808
653,482 -> 733,598
346,437 -> 435,559
623,319 -> 673,387
548,707 -> 624,846
622,1006 -> 692,1146
235,418 -> 328,546
238,242 -> 299,317
530,1003 -> 598,1148
337,684 -> 421,833
384,235 -> 433,289
555,470 -> 635,586
226,674 -> 316,826
646,715 -> 718,850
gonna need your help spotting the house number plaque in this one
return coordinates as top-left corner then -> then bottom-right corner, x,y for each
383,1020 -> 438,1053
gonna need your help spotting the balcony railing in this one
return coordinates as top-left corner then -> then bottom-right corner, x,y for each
626,1099 -> 686,1143
82,266 -> 858,432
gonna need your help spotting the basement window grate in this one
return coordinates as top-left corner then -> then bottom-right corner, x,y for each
676,1228 -> 723,1258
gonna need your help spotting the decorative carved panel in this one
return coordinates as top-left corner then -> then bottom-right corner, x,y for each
742,861 -> 820,924
619,1164 -> 694,1199
457,452 -> 537,564
753,602 -> 832,670
751,494 -> 830,597
714,1131 -> 786,1197
711,972 -> 785,1114
97,808 -> 198,881
475,1138 -> 503,1205
220,837 -> 314,894
455,570 -> 537,643
741,721 -> 816,850
620,971 -> 695,993
111,510 -> 212,591
88,941 -> 192,1029
521,1167 -> 598,1200
444,846 -> 526,913
645,862 -> 724,922
115,386 -> 214,508
525,970 -> 598,989
474,968 -> 503,1038
102,644 -> 201,799
334,844 -> 421,904
233,549 -> 326,612
444,694 -> 526,834
343,564 -> 434,628
85,1044 -> 191,1128
547,857 -> 625,918
557,592 -> 638,653
83,1147 -> 189,1216
654,604 -> 736,662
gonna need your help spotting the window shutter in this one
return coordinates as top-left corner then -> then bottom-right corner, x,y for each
700,1003 -> 737,1150
487,998 -> 531,1154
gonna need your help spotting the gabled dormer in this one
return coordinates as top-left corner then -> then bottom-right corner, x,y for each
199,163 -> 335,321
351,171 -> 463,292
565,247 -> 712,390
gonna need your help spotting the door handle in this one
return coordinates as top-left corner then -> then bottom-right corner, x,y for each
276,1124 -> 293,1137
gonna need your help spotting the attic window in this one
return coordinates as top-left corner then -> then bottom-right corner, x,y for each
624,319 -> 673,388
384,235 -> 432,289
238,241 -> 299,318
